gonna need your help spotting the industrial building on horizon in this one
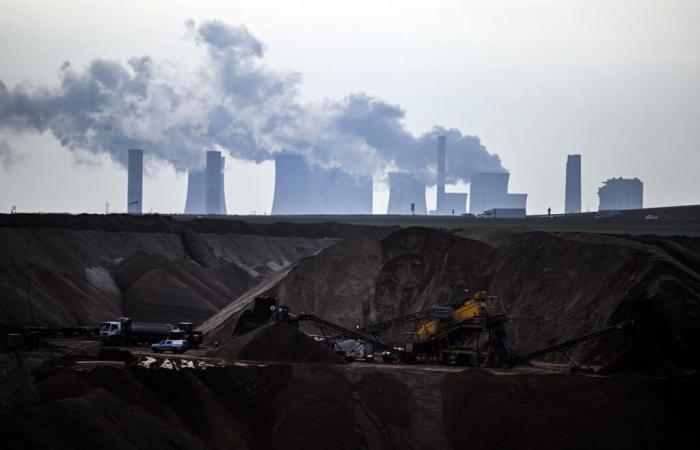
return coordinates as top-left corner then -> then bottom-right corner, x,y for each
271,154 -> 372,215
469,172 -> 527,215
126,139 -> 540,217
565,154 -> 582,214
598,177 -> 643,211
127,149 -> 143,215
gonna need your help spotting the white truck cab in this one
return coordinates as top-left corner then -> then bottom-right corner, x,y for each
99,321 -> 122,341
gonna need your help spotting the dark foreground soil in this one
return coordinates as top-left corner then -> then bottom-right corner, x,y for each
1,350 -> 698,450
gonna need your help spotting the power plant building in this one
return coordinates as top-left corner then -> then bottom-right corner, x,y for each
127,149 -> 143,214
387,172 -> 427,215
469,172 -> 527,215
598,177 -> 643,211
565,154 -> 582,214
271,154 -> 372,215
184,152 -> 227,215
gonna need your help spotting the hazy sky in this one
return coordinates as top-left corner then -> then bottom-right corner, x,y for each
1,0 -> 698,214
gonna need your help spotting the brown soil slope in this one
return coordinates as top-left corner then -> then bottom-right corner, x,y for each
203,227 -> 700,369
0,225 -> 334,327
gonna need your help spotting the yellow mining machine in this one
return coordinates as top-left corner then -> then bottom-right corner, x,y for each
402,291 -> 512,366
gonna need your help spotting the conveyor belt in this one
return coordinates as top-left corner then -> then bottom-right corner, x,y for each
295,313 -> 392,351
520,322 -> 629,362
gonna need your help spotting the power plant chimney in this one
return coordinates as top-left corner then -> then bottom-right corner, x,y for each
127,149 -> 143,214
565,154 -> 581,214
219,157 -> 227,215
205,151 -> 223,215
436,136 -> 446,213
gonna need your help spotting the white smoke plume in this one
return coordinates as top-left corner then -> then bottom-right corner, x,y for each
0,19 -> 505,182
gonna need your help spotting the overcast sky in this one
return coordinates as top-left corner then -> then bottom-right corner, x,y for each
1,0 -> 698,214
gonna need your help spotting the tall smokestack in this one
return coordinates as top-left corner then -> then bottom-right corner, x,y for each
127,149 -> 143,214
565,154 -> 581,214
436,136 -> 446,213
219,156 -> 227,214
205,151 -> 222,214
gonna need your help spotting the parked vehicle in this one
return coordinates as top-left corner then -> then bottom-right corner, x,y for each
478,208 -> 526,219
99,317 -> 203,347
151,339 -> 189,354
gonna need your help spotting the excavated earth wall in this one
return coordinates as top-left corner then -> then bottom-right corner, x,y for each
202,227 -> 700,370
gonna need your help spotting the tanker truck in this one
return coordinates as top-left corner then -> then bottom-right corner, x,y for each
99,317 -> 202,348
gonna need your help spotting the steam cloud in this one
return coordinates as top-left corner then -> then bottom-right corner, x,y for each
0,19 -> 505,182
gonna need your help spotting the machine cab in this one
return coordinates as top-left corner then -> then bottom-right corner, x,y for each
100,321 -> 121,338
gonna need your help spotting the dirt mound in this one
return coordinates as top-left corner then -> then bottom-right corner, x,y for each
209,322 -> 343,364
0,221 -> 334,327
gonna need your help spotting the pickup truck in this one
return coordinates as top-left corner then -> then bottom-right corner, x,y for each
151,339 -> 189,354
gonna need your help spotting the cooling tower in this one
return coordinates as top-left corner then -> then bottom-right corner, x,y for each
271,154 -> 372,214
184,170 -> 205,214
127,149 -> 143,214
598,177 -> 643,211
271,154 -> 319,214
321,168 -> 373,214
505,193 -> 527,209
469,173 -> 509,215
443,193 -> 468,215
565,154 -> 582,214
387,172 -> 427,215
469,172 -> 528,214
